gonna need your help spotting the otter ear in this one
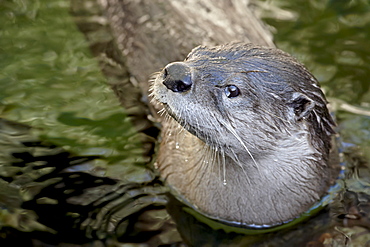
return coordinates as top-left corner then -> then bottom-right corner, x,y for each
287,93 -> 315,121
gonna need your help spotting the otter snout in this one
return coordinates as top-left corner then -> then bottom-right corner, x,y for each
162,62 -> 192,93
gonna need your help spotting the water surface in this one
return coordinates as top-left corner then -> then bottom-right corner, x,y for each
0,0 -> 151,182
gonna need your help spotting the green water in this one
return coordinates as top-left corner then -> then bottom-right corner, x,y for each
0,0 -> 151,182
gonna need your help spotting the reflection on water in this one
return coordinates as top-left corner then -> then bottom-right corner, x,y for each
0,0 -> 152,182
0,0 -> 370,246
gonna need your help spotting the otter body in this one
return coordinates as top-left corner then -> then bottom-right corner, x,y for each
151,42 -> 338,227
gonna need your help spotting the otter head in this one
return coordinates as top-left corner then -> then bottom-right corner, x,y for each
151,42 -> 337,227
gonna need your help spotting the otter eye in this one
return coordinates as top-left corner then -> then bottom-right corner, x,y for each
225,85 -> 240,98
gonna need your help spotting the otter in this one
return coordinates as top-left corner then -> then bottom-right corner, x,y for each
150,42 -> 338,227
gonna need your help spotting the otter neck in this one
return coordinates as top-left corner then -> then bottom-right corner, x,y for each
157,118 -> 329,226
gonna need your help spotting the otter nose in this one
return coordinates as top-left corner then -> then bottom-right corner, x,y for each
162,62 -> 192,92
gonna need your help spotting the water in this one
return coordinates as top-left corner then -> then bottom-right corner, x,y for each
0,0 -> 369,245
0,0 -> 152,183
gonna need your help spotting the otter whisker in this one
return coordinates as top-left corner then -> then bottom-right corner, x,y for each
219,118 -> 259,171
217,135 -> 250,185
221,149 -> 227,186
175,124 -> 189,148
163,112 -> 171,123
213,146 -> 223,184
210,146 -> 222,184
188,147 -> 212,189
229,147 -> 250,183
157,108 -> 166,116
149,72 -> 161,85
